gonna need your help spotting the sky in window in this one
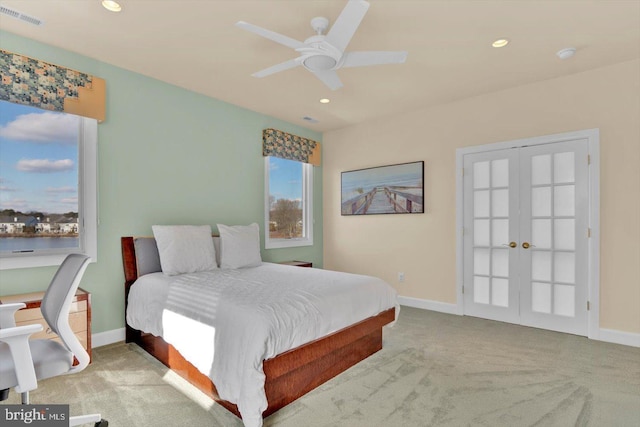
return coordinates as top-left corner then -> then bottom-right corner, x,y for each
0,101 -> 79,214
269,156 -> 302,204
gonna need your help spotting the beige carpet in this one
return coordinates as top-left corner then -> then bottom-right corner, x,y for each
4,307 -> 640,426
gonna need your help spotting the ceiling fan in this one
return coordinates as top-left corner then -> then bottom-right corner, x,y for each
236,0 -> 408,90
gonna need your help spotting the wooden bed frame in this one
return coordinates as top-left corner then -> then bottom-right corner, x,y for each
121,236 -> 395,420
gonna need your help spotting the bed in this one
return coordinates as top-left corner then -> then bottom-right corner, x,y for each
121,228 -> 397,427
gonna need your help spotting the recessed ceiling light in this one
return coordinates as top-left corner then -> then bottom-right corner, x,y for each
101,0 -> 122,12
556,47 -> 576,60
492,38 -> 509,48
319,98 -> 330,104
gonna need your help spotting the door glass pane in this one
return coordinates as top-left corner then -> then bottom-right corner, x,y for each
554,252 -> 575,284
554,185 -> 575,216
532,251 -> 552,281
554,284 -> 575,317
532,282 -> 551,313
474,249 -> 490,275
532,187 -> 551,217
492,278 -> 509,307
474,276 -> 490,304
554,219 -> 575,250
474,190 -> 490,217
492,189 -> 508,217
532,219 -> 551,249
492,219 -> 509,246
474,219 -> 490,246
474,161 -> 490,189
554,152 -> 575,184
492,248 -> 509,277
491,158 -> 509,187
532,155 -> 551,185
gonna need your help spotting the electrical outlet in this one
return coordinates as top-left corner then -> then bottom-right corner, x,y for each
398,272 -> 405,283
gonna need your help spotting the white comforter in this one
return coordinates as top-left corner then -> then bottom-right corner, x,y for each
126,262 -> 398,427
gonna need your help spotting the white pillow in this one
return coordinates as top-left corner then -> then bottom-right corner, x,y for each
217,223 -> 262,269
152,225 -> 217,275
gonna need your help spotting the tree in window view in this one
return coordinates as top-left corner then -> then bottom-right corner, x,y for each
270,198 -> 302,239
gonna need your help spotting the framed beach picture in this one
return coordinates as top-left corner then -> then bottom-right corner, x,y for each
341,161 -> 424,216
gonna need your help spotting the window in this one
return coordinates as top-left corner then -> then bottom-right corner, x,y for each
264,156 -> 313,249
0,101 -> 97,269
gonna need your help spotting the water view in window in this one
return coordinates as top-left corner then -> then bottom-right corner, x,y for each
0,101 -> 80,253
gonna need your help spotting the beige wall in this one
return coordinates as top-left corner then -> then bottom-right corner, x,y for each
323,59 -> 640,334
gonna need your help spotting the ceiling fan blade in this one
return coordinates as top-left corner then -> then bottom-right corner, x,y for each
312,70 -> 343,90
342,51 -> 408,68
236,21 -> 305,50
325,0 -> 370,52
252,58 -> 302,78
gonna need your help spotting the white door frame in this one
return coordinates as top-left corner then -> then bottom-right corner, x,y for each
455,129 -> 600,339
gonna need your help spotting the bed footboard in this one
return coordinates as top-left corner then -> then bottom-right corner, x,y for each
128,308 -> 394,418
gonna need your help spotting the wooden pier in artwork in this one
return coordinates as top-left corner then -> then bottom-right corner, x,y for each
342,186 -> 424,215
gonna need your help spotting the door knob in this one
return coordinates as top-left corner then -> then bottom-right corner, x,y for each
522,242 -> 530,249
509,242 -> 517,248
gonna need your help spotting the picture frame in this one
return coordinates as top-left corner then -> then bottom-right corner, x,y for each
341,161 -> 424,215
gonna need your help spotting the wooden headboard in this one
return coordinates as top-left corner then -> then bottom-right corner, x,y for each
121,237 -> 139,288
121,236 -> 145,343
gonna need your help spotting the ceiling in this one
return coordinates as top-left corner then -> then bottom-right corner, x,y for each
1,0 -> 639,132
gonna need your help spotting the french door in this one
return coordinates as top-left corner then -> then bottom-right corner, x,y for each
462,139 -> 590,335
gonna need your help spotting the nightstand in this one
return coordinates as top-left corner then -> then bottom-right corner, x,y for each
0,288 -> 92,361
279,260 -> 313,268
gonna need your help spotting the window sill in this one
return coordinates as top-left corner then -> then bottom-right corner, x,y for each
0,250 -> 96,270
1,253 -> 70,270
265,238 -> 314,250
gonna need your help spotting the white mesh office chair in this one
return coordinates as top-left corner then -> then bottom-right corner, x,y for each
0,254 -> 107,426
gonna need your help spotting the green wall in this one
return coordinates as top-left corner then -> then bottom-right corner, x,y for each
0,31 -> 323,335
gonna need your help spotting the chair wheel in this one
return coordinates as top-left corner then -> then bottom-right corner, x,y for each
95,420 -> 108,427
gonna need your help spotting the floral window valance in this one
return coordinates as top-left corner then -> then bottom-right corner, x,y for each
0,49 -> 106,122
262,128 -> 321,166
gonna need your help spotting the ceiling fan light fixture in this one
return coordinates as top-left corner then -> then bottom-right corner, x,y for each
492,38 -> 509,48
238,0 -> 407,90
303,55 -> 337,72
101,0 -> 122,12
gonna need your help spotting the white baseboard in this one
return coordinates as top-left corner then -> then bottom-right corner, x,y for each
92,327 -> 125,348
597,328 -> 640,348
90,313 -> 639,350
398,295 -> 459,315
399,296 -> 639,348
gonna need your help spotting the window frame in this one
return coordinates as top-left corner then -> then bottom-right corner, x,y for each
0,115 -> 98,270
264,156 -> 313,249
